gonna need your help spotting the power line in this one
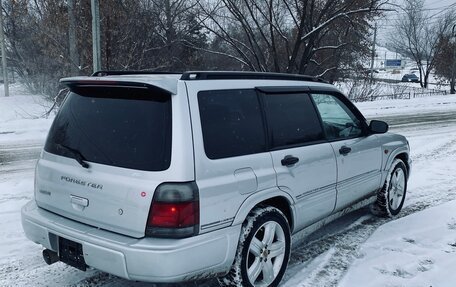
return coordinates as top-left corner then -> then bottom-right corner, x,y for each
376,19 -> 447,28
374,2 -> 456,27
387,2 -> 456,14
427,3 -> 456,18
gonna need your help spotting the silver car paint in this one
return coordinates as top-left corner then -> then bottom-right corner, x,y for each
269,143 -> 338,231
22,200 -> 240,282
34,80 -> 194,238
60,74 -> 182,94
186,80 -> 277,234
185,80 -> 339,234
22,75 -> 411,283
377,133 -> 411,180
330,134 -> 383,211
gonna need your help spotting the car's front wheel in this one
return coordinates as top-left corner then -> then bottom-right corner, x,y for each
374,158 -> 407,216
218,207 -> 291,287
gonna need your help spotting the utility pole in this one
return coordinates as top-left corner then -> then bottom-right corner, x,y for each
91,0 -> 101,73
370,23 -> 377,83
68,0 -> 80,75
451,24 -> 456,94
0,0 -> 9,97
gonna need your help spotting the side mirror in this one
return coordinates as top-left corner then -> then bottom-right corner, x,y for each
369,120 -> 388,134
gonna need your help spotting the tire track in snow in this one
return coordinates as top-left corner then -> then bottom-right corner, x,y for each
3,116 -> 456,287
0,260 -> 100,287
282,184 -> 456,287
281,123 -> 456,287
0,145 -> 41,164
412,136 -> 456,162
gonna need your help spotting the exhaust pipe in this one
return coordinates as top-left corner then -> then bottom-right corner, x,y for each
42,249 -> 59,265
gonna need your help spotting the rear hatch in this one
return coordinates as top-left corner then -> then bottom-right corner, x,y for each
35,83 -> 172,238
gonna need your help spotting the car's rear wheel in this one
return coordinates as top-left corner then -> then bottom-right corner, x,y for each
218,207 -> 291,287
374,158 -> 407,217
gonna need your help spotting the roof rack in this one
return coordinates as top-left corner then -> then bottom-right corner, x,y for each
91,70 -> 182,77
90,70 -> 328,84
180,71 -> 328,83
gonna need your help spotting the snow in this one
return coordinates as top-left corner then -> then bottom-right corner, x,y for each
339,201 -> 456,287
0,161 -> 41,264
0,85 -> 53,276
354,44 -> 449,90
0,84 -> 54,145
356,94 -> 456,117
1,84 -> 456,286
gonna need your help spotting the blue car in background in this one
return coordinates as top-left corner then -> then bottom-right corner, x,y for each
401,73 -> 420,83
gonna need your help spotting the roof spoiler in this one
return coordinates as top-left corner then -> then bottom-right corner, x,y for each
91,70 -> 182,77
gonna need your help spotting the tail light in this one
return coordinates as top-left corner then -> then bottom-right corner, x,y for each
146,182 -> 199,238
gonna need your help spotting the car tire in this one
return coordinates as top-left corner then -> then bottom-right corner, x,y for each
218,207 -> 291,287
373,159 -> 407,217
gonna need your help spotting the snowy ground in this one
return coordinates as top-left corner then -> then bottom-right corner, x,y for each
0,84 -> 54,145
356,94 -> 456,118
1,85 -> 456,286
339,201 -> 456,287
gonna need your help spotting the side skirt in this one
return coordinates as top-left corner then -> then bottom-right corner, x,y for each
291,195 -> 376,246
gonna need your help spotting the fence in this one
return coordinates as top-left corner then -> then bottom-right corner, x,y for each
372,88 -> 448,101
345,81 -> 450,102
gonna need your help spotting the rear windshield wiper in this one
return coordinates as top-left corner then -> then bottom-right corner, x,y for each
56,143 -> 90,168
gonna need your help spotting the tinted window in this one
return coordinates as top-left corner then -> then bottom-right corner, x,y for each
263,93 -> 324,148
311,93 -> 363,140
45,86 -> 172,171
198,89 -> 266,159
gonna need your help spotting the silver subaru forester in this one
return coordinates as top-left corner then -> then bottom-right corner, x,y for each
22,71 -> 411,287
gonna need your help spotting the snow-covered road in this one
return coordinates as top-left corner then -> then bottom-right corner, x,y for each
281,121 -> 456,287
1,91 -> 456,287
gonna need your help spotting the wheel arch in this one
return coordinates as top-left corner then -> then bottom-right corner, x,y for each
259,196 -> 294,232
383,146 -> 410,178
394,152 -> 410,178
232,189 -> 295,233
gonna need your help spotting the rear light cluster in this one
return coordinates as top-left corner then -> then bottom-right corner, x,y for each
146,182 -> 199,238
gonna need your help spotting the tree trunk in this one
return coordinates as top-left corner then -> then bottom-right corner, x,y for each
451,74 -> 455,94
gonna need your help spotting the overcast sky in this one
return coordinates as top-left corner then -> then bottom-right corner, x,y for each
424,0 -> 456,9
376,0 -> 456,46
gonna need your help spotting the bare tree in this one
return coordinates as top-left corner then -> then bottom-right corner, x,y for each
196,0 -> 387,77
389,0 -> 456,88
3,0 -> 207,97
142,0 -> 206,70
434,34 -> 456,94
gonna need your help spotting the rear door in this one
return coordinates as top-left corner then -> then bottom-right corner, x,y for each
186,82 -> 277,234
262,92 -> 337,230
35,84 -> 192,238
311,93 -> 382,211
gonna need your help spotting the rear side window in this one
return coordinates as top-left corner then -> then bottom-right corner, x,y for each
263,93 -> 324,148
198,89 -> 266,159
45,86 -> 172,171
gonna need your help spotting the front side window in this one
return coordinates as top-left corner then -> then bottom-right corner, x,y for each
262,93 -> 324,149
45,86 -> 172,171
198,89 -> 266,159
311,93 -> 363,140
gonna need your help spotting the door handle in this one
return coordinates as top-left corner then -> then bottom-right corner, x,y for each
281,155 -> 299,166
339,146 -> 352,155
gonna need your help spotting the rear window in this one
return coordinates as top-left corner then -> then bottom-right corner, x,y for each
45,86 -> 172,171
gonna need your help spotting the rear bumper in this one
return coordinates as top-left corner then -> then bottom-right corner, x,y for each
21,200 -> 240,283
